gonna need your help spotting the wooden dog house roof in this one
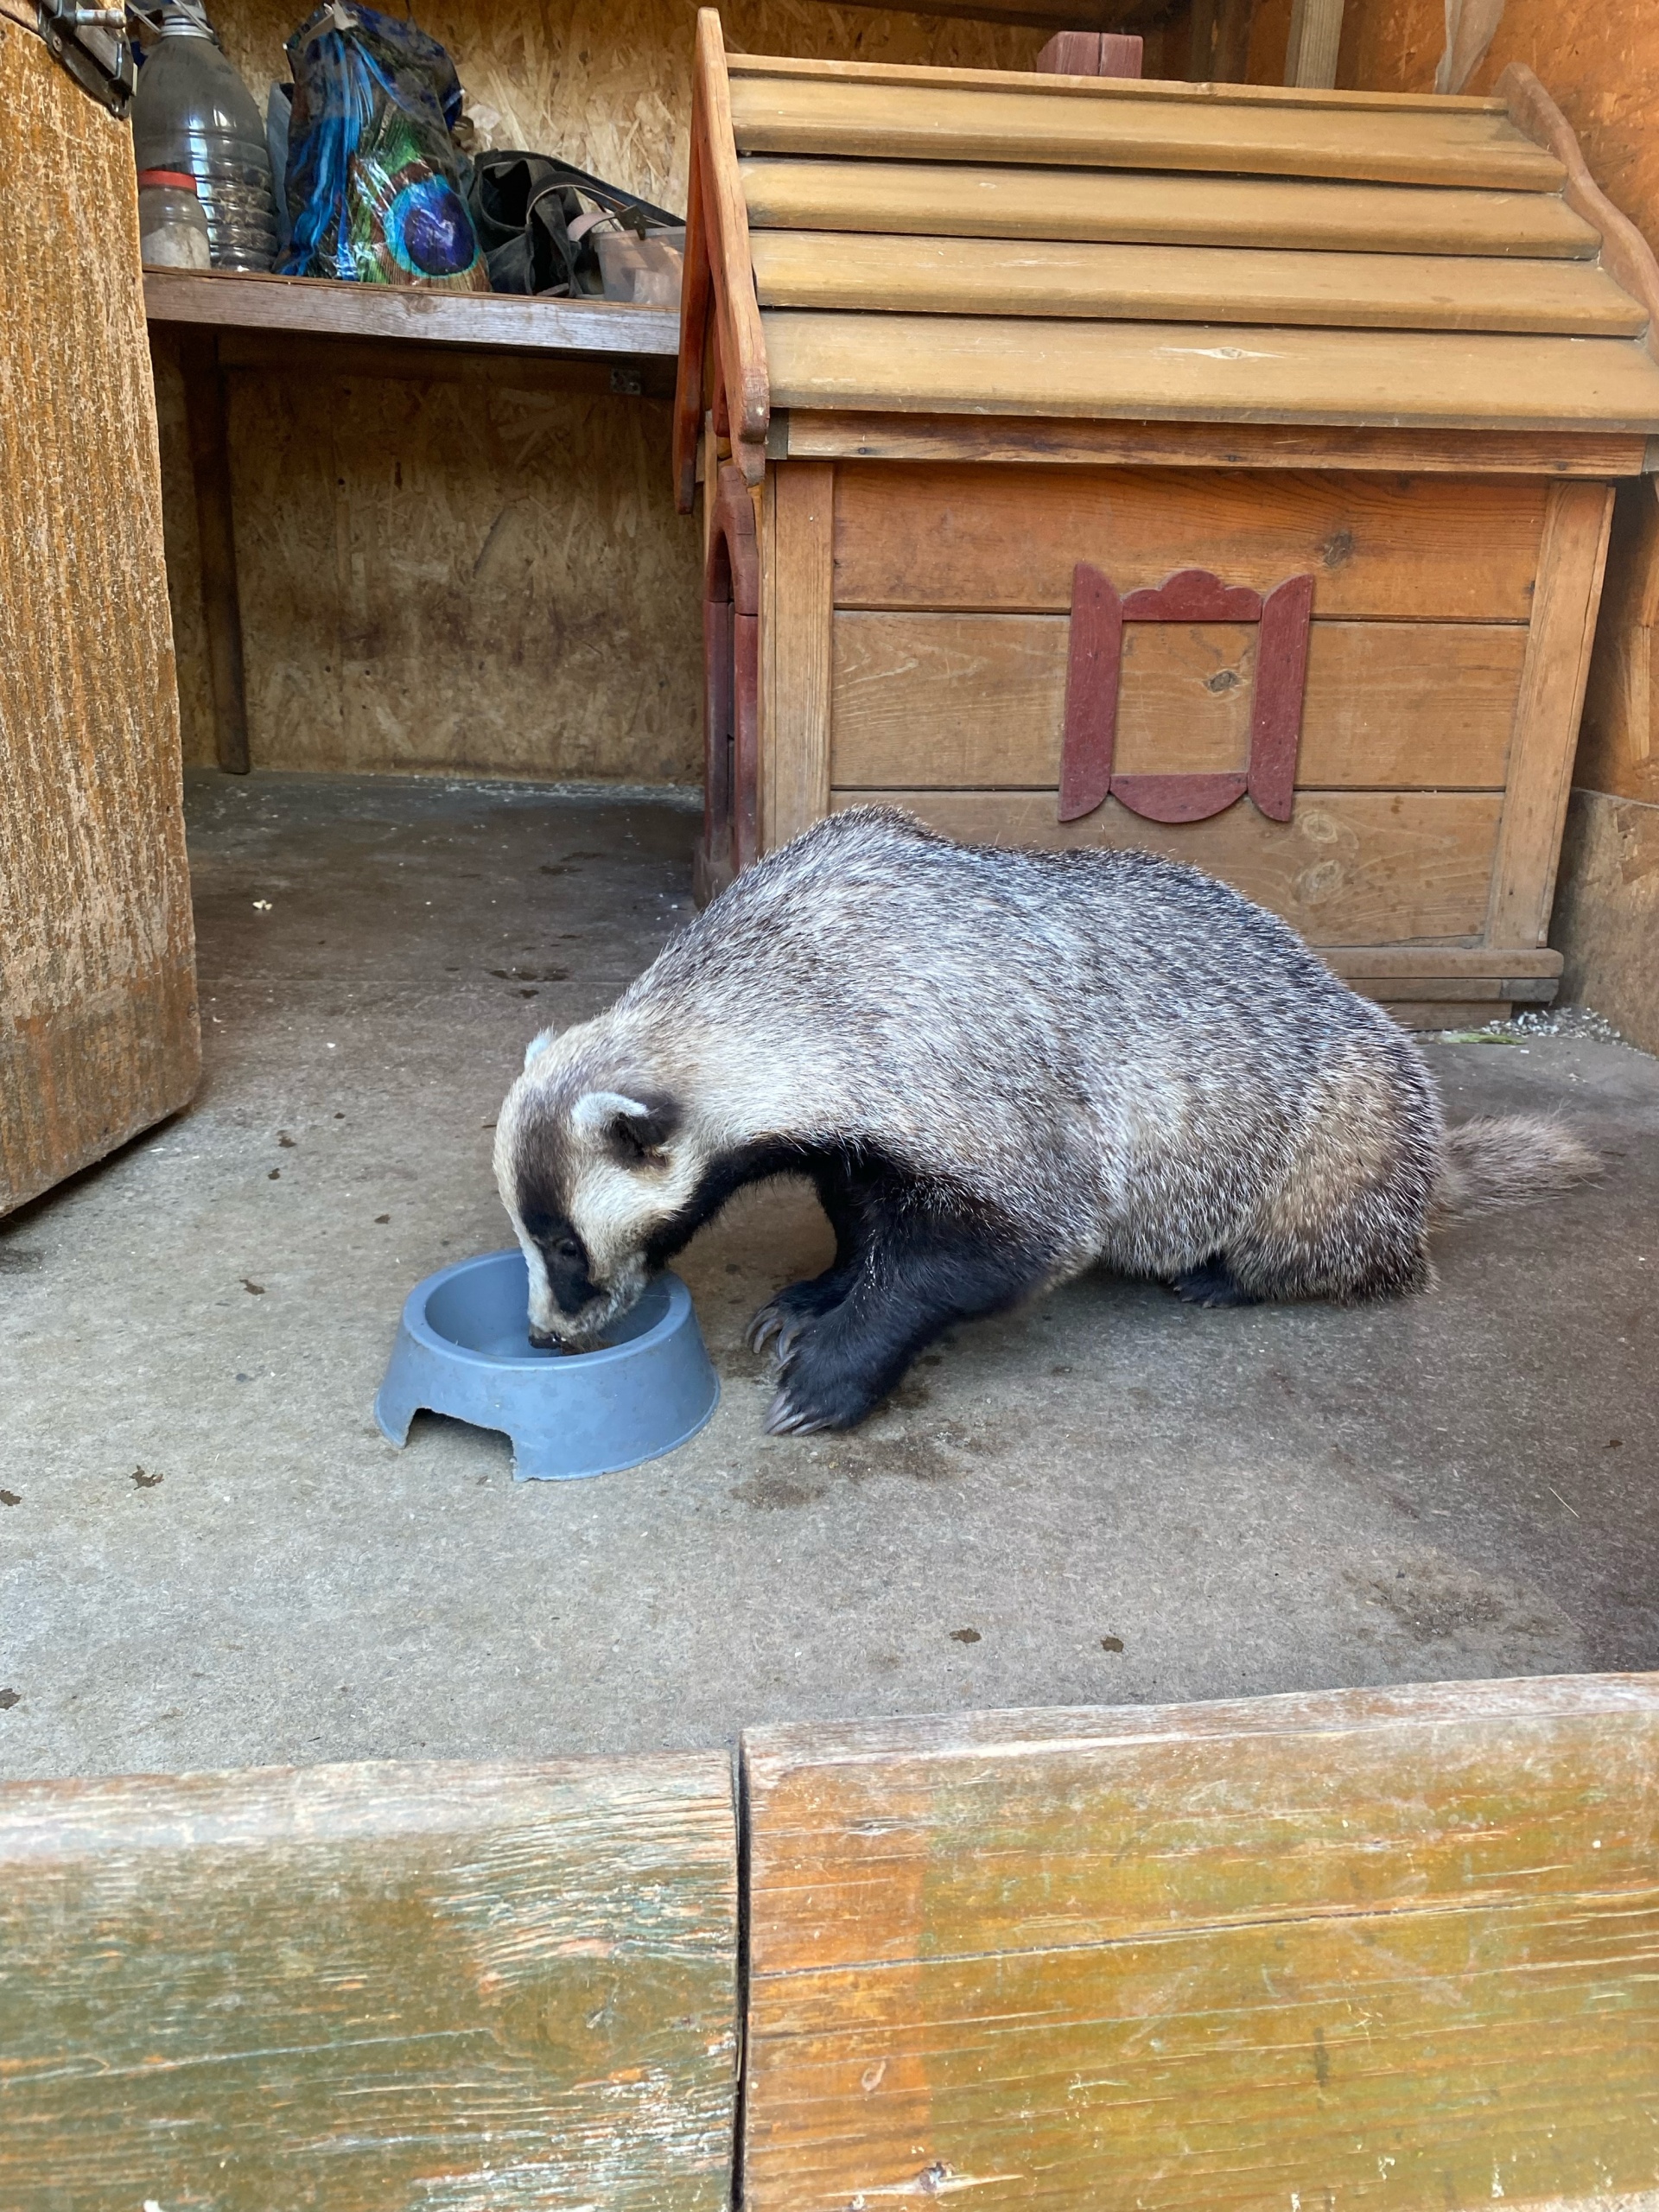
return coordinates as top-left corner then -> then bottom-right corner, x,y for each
673,13 -> 1659,501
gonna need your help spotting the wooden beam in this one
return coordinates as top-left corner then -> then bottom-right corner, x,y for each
777,409 -> 1645,475
1189,0 -> 1256,82
675,119 -> 714,513
176,327 -> 249,777
0,1753 -> 738,2208
738,158 -> 1601,259
145,268 -> 680,358
1285,0 -> 1344,87
742,1674 -> 1659,2212
749,232 -> 1644,335
695,10 -> 769,483
1487,477 -> 1615,945
760,310 -> 1659,433
728,75 -> 1564,192
760,462 -> 835,849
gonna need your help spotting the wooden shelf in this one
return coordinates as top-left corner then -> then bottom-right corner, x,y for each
143,267 -> 681,360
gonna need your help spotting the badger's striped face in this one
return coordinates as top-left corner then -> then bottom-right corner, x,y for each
495,1040 -> 696,1348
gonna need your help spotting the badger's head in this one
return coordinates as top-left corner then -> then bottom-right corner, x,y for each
493,1024 -> 696,1349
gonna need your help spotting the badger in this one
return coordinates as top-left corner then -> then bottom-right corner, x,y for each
494,807 -> 1597,1435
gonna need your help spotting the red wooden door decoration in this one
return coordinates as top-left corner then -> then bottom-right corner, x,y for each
1058,564 -> 1315,826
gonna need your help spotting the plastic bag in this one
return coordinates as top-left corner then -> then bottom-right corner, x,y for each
467,149 -> 681,298
278,2 -> 486,289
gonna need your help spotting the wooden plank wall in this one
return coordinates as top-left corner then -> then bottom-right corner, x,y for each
743,1675 -> 1659,2212
0,24 -> 200,1215
162,0 -> 1045,778
785,461 -> 1580,957
1335,0 -> 1659,1048
0,1752 -> 738,2209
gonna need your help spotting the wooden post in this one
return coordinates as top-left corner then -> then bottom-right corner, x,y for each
177,327 -> 250,775
1034,31 -> 1143,75
1284,0 -> 1344,86
761,463 -> 835,853
1487,479 -> 1614,947
1187,0 -> 1257,82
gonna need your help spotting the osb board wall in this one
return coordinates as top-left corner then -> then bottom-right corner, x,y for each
0,22 -> 199,1212
160,0 -> 1045,778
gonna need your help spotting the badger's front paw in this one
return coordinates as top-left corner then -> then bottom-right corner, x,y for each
747,1274 -> 849,1359
763,1334 -> 883,1435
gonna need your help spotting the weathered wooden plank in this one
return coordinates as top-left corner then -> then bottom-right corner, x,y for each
762,311 -> 1659,433
1285,0 -> 1344,87
1487,479 -> 1614,945
0,24 -> 199,1216
782,410 -> 1646,475
177,328 -> 250,775
831,463 -> 1547,621
696,9 -> 769,477
829,788 -> 1502,943
726,77 -> 1560,190
145,266 -> 682,356
830,612 -> 1525,789
742,1675 -> 1659,2212
1579,476 -> 1659,806
751,232 -> 1642,334
0,1753 -> 738,2210
728,48 -> 1504,112
740,158 -> 1600,258
762,463 -> 835,848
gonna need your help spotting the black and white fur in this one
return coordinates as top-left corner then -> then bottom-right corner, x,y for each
494,809 -> 1597,1433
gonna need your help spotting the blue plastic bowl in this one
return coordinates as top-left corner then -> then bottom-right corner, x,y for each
374,1249 -> 719,1480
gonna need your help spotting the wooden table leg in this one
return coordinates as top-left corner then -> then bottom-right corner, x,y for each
177,327 -> 250,776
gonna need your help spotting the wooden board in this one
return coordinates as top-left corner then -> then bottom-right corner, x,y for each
830,788 -> 1502,942
145,267 -> 682,357
1487,478 -> 1614,944
727,74 -> 1565,188
739,156 -> 1601,257
0,1752 -> 737,2209
727,46 -> 1503,110
762,462 -> 835,847
761,310 -> 1659,432
751,231 -> 1643,334
780,410 -> 1647,475
830,612 -> 1526,788
0,22 -> 199,1216
1579,475 -> 1659,806
830,463 -> 1547,620
741,1674 -> 1659,2212
189,359 -> 705,781
1551,787 -> 1659,1056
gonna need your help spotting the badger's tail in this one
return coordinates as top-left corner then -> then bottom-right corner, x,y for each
1433,1116 -> 1601,1219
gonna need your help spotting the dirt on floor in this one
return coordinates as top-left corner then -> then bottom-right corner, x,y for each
1,770 -> 1656,1777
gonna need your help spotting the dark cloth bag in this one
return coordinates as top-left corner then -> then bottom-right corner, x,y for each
467,149 -> 680,296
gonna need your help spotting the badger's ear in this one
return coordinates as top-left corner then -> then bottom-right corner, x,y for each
523,1029 -> 556,1073
571,1089 -> 682,1161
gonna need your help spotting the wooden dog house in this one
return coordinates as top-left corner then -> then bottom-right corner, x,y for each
675,19 -> 1659,1023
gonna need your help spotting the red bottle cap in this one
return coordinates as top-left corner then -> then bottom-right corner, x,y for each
137,168 -> 199,191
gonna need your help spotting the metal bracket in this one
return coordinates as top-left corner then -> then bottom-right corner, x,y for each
37,0 -> 134,116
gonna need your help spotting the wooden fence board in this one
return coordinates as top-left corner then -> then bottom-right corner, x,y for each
0,1754 -> 737,2211
830,612 -> 1526,790
831,463 -> 1546,621
742,1675 -> 1659,2212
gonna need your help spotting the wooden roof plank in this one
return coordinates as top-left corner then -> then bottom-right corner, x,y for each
741,159 -> 1600,260
728,79 -> 1566,193
726,51 -> 1506,115
761,310 -> 1659,432
751,233 -> 1644,337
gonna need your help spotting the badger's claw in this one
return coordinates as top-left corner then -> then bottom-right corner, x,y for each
764,1387 -> 831,1436
747,1306 -> 785,1355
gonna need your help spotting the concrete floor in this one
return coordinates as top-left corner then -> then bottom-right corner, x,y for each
3,769 -> 1656,1779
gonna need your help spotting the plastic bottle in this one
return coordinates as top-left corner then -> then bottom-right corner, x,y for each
130,5 -> 277,272
137,168 -> 213,268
